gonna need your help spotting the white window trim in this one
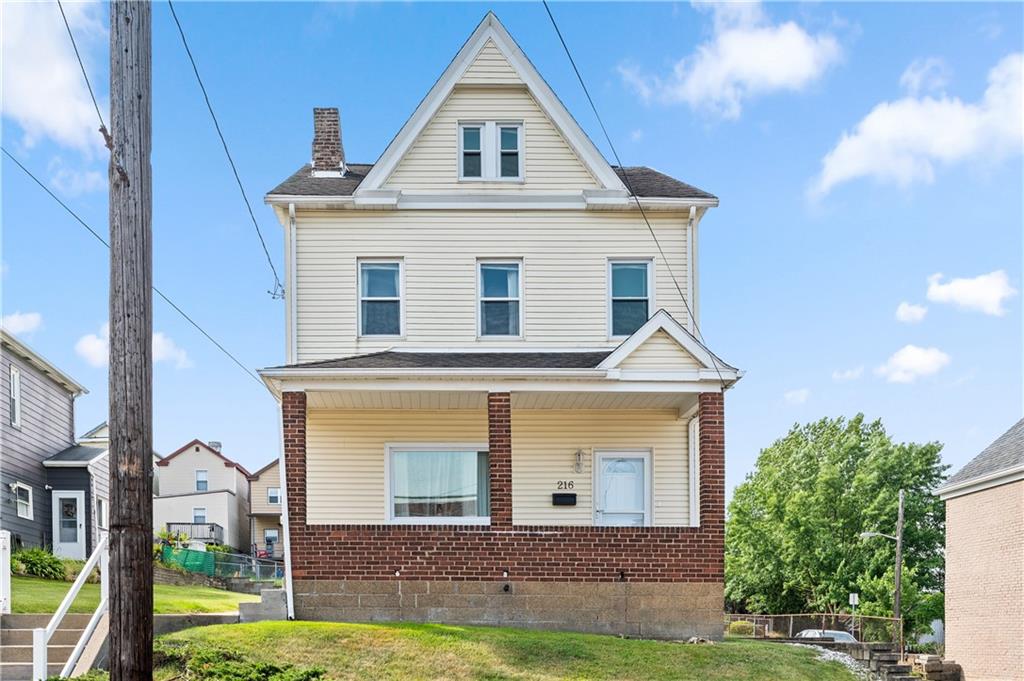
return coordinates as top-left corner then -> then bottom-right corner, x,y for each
13,482 -> 32,520
97,497 -> 109,530
357,258 -> 405,339
384,442 -> 490,525
195,469 -> 208,492
458,121 -> 524,182
264,528 -> 280,543
267,487 -> 281,505
607,258 -> 656,340
688,417 -> 700,528
477,259 -> 524,339
591,449 -> 653,527
9,365 -> 21,428
192,507 -> 207,524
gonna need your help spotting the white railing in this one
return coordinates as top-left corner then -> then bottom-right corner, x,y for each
33,531 -> 109,680
1,530 -> 11,614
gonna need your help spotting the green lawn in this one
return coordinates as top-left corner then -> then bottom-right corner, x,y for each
155,621 -> 861,680
10,575 -> 258,614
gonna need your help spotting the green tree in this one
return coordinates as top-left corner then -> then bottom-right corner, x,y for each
725,415 -> 946,636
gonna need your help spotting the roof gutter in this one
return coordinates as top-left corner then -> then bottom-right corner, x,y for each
936,463 -> 1024,500
264,192 -> 718,211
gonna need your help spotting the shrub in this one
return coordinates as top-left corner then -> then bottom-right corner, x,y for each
728,620 -> 755,636
10,557 -> 27,575
154,640 -> 325,680
48,671 -> 108,681
61,558 -> 100,583
206,543 -> 232,554
13,548 -> 65,580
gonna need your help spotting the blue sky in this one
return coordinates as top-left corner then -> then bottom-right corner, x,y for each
2,2 -> 1021,494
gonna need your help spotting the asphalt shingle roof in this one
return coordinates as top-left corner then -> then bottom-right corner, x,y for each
45,444 -> 107,464
274,350 -> 612,370
944,418 -> 1024,487
266,163 -> 715,200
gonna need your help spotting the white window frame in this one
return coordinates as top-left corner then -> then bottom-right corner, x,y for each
267,487 -> 281,505
192,507 -> 207,524
688,417 -> 700,528
458,121 -> 524,181
13,482 -> 32,520
384,443 -> 491,526
9,365 -> 21,428
357,258 -> 405,338
592,449 -> 653,527
263,528 -> 280,544
477,259 -> 523,339
195,469 -> 208,492
607,258 -> 656,340
97,497 -> 109,530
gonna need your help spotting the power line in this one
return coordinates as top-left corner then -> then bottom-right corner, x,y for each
541,1 -> 728,389
2,147 -> 264,387
165,0 -> 284,299
56,0 -> 109,146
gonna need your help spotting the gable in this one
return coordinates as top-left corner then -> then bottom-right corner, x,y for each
460,39 -> 520,85
618,330 -> 702,370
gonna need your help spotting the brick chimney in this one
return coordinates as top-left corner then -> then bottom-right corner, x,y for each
312,107 -> 345,176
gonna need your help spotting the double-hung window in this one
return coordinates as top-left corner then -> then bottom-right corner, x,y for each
97,497 -> 108,529
14,483 -> 32,520
459,122 -> 522,180
195,469 -> 208,492
9,365 -> 21,428
193,507 -> 207,524
479,261 -> 521,337
267,487 -> 280,505
388,445 -> 490,524
609,260 -> 653,337
359,261 -> 402,336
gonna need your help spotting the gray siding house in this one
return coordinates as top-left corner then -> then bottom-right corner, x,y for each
0,330 -> 107,558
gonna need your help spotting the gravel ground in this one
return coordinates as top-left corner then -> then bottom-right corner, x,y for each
788,643 -> 870,680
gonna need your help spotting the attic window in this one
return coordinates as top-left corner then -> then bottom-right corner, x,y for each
459,122 -> 522,180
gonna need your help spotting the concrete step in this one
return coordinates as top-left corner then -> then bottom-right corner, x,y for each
1,627 -> 85,645
1,643 -> 76,663
1,613 -> 93,629
0,662 -> 65,681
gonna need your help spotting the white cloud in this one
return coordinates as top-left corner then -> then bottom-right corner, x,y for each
784,388 -> 810,405
926,270 -> 1017,316
899,57 -> 950,96
832,366 -> 863,382
75,323 -> 193,369
629,129 -> 644,142
876,345 -> 950,383
895,302 -> 928,323
1,311 -> 43,335
48,157 -> 104,196
1,2 -> 106,154
618,2 -> 841,119
810,53 -> 1023,197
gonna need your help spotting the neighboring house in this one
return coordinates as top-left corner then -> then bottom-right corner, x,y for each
247,459 -> 283,559
937,419 -> 1024,681
0,329 -> 105,559
259,13 -> 740,639
153,439 -> 251,550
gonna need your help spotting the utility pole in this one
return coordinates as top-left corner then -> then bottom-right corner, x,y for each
108,2 -> 153,679
894,488 -> 905,653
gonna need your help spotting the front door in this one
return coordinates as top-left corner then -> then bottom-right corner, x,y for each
51,491 -> 85,559
595,452 -> 651,526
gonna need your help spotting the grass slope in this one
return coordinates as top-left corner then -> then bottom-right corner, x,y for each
157,621 -> 860,681
10,575 -> 258,614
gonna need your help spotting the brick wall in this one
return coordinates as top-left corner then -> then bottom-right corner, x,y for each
282,390 -> 726,584
945,480 -> 1024,681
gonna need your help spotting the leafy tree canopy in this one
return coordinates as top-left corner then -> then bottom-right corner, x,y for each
725,415 -> 947,635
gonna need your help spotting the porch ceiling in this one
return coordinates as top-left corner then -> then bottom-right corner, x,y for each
304,389 -> 698,412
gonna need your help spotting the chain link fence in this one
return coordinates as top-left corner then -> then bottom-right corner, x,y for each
724,613 -> 901,644
161,545 -> 282,582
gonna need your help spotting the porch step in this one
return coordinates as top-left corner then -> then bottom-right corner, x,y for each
0,662 -> 65,681
1,613 -> 93,629
1,643 -> 76,663
0,614 -> 90,679
1,627 -> 84,645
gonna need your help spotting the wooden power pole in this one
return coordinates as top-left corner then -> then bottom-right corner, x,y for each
108,2 -> 153,678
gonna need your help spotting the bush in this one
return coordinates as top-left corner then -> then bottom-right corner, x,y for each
13,548 -> 65,580
154,640 -> 325,680
48,671 -> 108,681
206,544 -> 232,554
728,620 -> 755,636
61,558 -> 100,584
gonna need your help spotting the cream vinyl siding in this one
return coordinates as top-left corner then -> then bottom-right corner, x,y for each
158,446 -> 237,496
460,39 -> 520,85
385,87 -> 597,191
511,409 -> 689,527
306,409 -> 488,524
619,330 -> 702,370
304,408 -> 690,527
293,210 -> 691,361
249,461 -> 281,515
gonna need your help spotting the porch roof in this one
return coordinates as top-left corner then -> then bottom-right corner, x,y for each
42,444 -> 107,467
270,350 -> 612,370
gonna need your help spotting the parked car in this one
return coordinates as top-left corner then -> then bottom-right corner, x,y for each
794,629 -> 857,642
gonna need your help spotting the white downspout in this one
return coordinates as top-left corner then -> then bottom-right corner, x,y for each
276,400 -> 295,619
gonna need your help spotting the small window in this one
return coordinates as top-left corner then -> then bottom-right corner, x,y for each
192,507 -> 207,524
195,469 -> 208,492
264,528 -> 280,545
9,365 -> 21,428
499,126 -> 521,178
267,487 -> 281,505
14,483 -> 32,520
479,262 -> 521,337
359,261 -> 402,336
389,447 -> 490,524
610,261 -> 652,337
460,125 -> 482,178
97,497 -> 108,529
